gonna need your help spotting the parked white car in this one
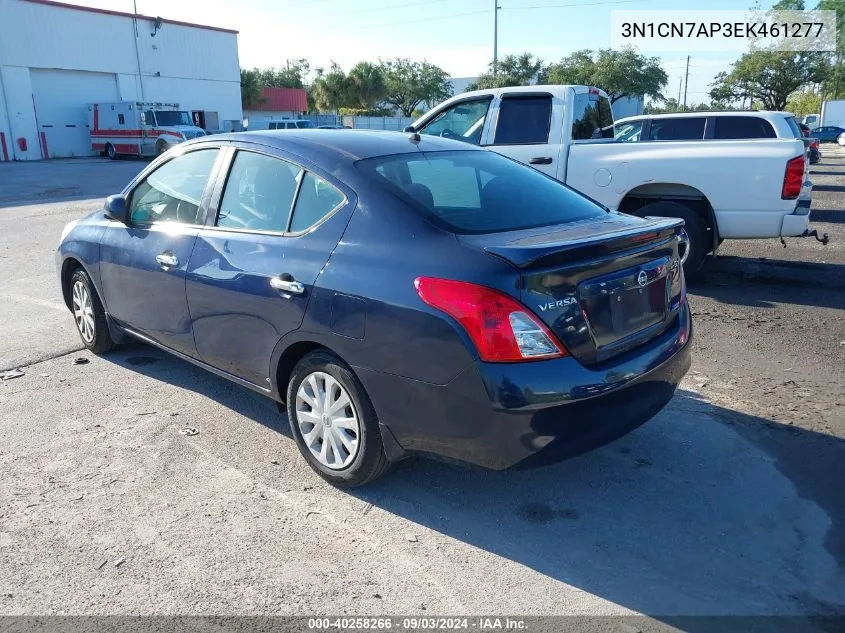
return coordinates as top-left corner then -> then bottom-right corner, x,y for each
410,86 -> 822,272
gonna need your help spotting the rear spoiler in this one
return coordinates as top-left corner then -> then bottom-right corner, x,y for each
465,217 -> 684,269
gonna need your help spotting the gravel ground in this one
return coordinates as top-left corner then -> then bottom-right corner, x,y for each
0,157 -> 843,624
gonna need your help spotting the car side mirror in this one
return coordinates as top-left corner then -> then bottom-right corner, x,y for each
403,125 -> 416,133
104,194 -> 129,223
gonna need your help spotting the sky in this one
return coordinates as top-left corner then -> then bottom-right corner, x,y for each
71,0 -> 781,106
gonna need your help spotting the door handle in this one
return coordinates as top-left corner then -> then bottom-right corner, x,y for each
155,253 -> 179,268
270,275 -> 305,295
529,157 -> 553,165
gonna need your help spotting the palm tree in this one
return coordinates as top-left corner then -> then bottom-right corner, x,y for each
348,62 -> 387,110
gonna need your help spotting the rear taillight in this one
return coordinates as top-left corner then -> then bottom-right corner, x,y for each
781,155 -> 804,199
414,277 -> 567,362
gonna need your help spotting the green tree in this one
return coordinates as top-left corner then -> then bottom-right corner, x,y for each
546,48 -> 668,104
258,59 -> 311,89
347,62 -> 387,110
240,68 -> 265,109
381,58 -> 452,116
818,0 -> 845,98
786,90 -> 822,115
467,53 -> 545,90
709,50 -> 828,110
311,63 -> 353,111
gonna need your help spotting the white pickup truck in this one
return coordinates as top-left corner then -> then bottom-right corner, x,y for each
409,85 -> 820,272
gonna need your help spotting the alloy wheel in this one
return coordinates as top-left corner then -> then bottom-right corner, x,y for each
72,280 -> 95,344
295,371 -> 360,470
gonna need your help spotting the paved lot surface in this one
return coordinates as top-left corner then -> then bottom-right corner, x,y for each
0,157 -> 843,622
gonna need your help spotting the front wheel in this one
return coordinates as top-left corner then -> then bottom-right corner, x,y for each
69,268 -> 114,354
155,140 -> 169,156
286,350 -> 390,487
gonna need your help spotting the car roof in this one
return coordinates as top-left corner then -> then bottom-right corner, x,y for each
195,129 -> 482,162
617,111 -> 794,123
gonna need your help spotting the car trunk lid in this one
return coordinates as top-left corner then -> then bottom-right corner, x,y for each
459,213 -> 686,365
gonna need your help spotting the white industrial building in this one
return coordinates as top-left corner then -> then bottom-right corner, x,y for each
0,0 -> 242,160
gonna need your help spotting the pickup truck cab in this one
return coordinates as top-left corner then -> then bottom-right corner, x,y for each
410,86 -> 816,273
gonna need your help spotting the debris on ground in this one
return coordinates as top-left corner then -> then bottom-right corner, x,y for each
136,411 -> 156,416
95,559 -> 108,570
405,533 -> 418,543
113,558 -> 125,568
270,459 -> 280,465
362,502 -> 373,516
1,369 -> 24,381
179,427 -> 199,436
73,357 -> 89,365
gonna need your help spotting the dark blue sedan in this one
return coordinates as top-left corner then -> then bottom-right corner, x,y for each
57,130 -> 692,486
809,125 -> 845,142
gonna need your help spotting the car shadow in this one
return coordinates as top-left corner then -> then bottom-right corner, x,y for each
103,343 -> 845,622
807,208 -> 845,224
812,183 -> 845,193
692,256 -> 845,303
689,275 -> 845,310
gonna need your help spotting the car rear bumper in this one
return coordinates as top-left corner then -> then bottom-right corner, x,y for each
356,304 -> 692,470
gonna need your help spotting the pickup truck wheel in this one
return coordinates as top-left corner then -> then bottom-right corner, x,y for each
105,143 -> 117,160
636,201 -> 708,276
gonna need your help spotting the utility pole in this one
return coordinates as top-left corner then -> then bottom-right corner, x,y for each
682,55 -> 690,111
677,77 -> 682,111
493,0 -> 500,77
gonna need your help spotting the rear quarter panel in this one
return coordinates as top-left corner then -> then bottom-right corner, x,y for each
295,185 -> 518,387
565,139 -> 807,237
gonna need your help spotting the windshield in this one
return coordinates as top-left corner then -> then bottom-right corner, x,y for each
154,111 -> 193,127
785,116 -> 804,139
615,120 -> 643,142
357,150 -> 605,234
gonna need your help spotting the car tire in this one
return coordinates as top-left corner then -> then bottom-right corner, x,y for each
156,140 -> 168,156
68,268 -> 115,354
636,200 -> 708,277
286,350 -> 391,487
105,143 -> 117,160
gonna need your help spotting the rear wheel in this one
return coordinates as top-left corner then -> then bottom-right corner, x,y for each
69,268 -> 114,354
286,350 -> 390,487
105,143 -> 117,160
636,200 -> 708,276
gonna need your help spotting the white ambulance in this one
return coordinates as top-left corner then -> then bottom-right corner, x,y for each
88,102 -> 206,159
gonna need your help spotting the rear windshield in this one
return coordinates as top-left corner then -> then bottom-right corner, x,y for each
356,150 -> 605,234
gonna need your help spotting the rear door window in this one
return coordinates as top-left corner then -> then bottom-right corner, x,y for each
289,173 -> 345,232
713,116 -> 776,139
571,92 -> 614,140
216,151 -> 302,232
493,95 -> 552,145
647,118 -> 706,141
